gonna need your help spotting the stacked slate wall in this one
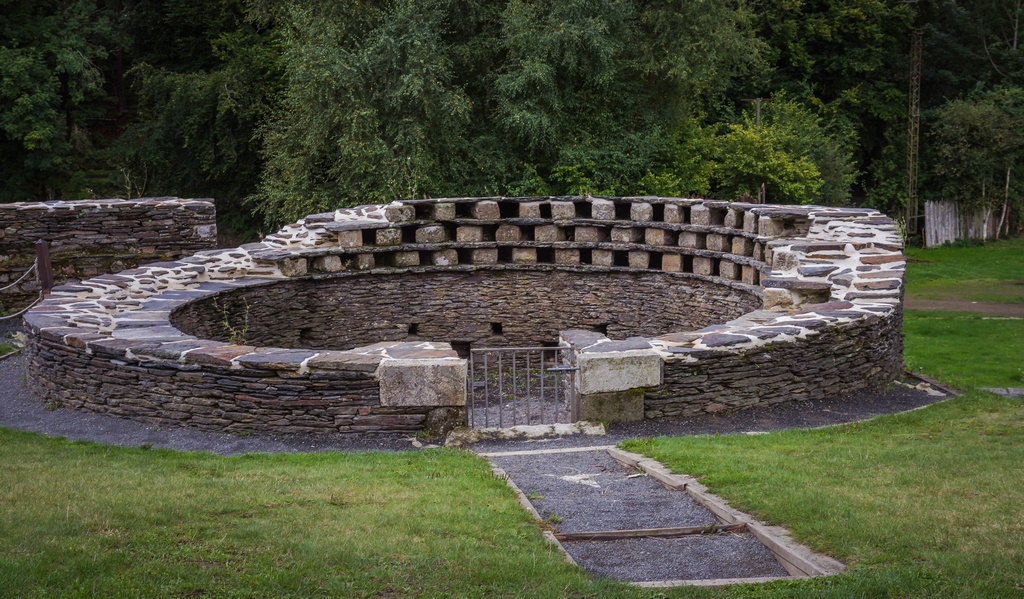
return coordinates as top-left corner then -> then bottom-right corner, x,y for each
0,198 -> 216,307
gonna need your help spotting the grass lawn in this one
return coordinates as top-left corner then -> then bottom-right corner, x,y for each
904,237 -> 1024,304
2,240 -> 1022,597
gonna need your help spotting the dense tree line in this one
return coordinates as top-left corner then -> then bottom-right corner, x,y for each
2,0 -> 1022,238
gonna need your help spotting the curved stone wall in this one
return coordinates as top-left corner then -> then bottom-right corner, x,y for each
23,196 -> 905,435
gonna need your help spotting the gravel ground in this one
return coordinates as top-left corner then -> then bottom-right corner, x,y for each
564,533 -> 790,582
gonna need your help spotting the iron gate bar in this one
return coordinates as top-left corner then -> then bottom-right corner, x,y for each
468,345 -> 578,429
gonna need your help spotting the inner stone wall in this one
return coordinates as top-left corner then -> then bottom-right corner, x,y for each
171,268 -> 760,350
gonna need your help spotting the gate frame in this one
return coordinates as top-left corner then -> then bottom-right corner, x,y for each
467,345 -> 578,429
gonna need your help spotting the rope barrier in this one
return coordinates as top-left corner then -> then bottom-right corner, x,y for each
0,292 -> 42,320
0,262 -> 37,293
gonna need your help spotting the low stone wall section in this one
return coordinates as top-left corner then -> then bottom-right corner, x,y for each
23,196 -> 905,435
0,198 -> 216,307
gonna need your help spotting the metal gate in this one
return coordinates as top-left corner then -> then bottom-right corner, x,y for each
467,346 -> 577,428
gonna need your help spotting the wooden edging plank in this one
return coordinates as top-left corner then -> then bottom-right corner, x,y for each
476,445 -> 615,457
555,522 -> 747,542
605,447 -> 845,579
634,575 -> 794,588
489,464 -> 577,566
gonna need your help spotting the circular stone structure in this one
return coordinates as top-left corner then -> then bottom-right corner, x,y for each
24,197 -> 905,435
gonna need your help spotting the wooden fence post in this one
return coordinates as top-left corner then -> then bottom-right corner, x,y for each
34,240 -> 53,297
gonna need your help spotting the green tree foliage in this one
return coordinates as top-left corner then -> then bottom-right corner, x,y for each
0,0 -> 120,199
929,87 -> 1024,214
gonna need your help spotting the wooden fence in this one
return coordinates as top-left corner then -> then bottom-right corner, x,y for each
923,201 -> 1005,247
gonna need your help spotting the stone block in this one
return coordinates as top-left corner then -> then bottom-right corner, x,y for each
763,287 -> 798,311
415,225 -> 448,243
628,251 -> 649,269
375,228 -> 402,246
707,233 -> 730,252
679,231 -> 706,249
753,242 -> 765,261
693,256 -> 714,276
470,201 -> 500,220
576,389 -> 645,424
742,265 -> 758,285
690,204 -> 711,226
535,224 -> 566,242
356,254 -> 375,270
512,247 -> 537,264
337,230 -> 362,248
471,248 -> 498,264
725,208 -> 743,229
384,203 -> 415,222
519,202 -> 543,218
645,228 -> 675,246
732,236 -> 754,257
662,253 -> 682,272
630,202 -> 654,222
743,211 -> 758,233
663,204 -> 685,224
456,226 -> 485,242
550,201 -> 576,220
555,249 -> 580,265
392,251 -> 420,267
611,227 -> 642,243
592,250 -> 614,267
772,250 -> 799,272
759,216 -> 785,237
378,358 -> 467,407
719,260 -> 740,280
432,202 -> 456,221
432,249 -> 458,266
576,349 -> 662,395
591,199 -> 616,220
279,258 -> 307,277
495,224 -> 523,242
574,226 -> 607,243
312,255 -> 344,272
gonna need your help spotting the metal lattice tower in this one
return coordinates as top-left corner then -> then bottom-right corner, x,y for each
906,29 -> 923,233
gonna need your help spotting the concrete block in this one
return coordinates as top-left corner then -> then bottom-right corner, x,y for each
456,226 -> 485,242
356,254 -> 375,270
628,251 -> 649,269
512,247 -> 537,264
550,201 -> 576,220
759,216 -> 785,237
576,350 -> 662,395
725,208 -> 743,229
693,256 -> 714,276
470,201 -> 500,220
519,202 -> 543,218
753,242 -> 765,261
591,199 -> 616,220
576,389 -> 645,424
742,265 -> 759,285
645,228 -> 675,246
574,226 -> 607,243
663,204 -> 685,224
378,358 -> 467,407
279,258 -> 307,277
720,260 -> 740,280
732,236 -> 754,257
384,204 -> 415,222
662,253 -> 682,272
630,202 -> 654,222
773,250 -> 800,272
744,211 -> 758,233
376,228 -> 402,246
392,251 -> 420,267
432,249 -> 458,266
535,224 -> 566,242
679,231 -> 706,249
312,255 -> 343,272
337,230 -> 362,248
592,250 -> 614,267
415,225 -> 448,243
471,248 -> 498,264
555,249 -> 580,265
763,287 -> 798,311
495,224 -> 523,242
690,204 -> 711,226
611,227 -> 642,243
707,233 -> 730,252
432,203 -> 456,221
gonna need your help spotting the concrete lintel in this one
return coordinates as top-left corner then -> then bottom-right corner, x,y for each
378,358 -> 467,407
576,349 -> 662,395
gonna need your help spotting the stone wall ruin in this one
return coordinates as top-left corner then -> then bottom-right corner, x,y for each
23,196 -> 906,435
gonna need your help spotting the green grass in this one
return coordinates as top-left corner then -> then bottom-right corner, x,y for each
904,237 -> 1024,303
904,310 -> 1024,388
623,391 -> 1024,598
0,436 -> 648,598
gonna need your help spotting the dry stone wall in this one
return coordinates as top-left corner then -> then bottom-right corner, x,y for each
0,198 -> 216,307
23,196 -> 905,435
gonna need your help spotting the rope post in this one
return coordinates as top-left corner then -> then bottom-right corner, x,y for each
35,240 -> 53,297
